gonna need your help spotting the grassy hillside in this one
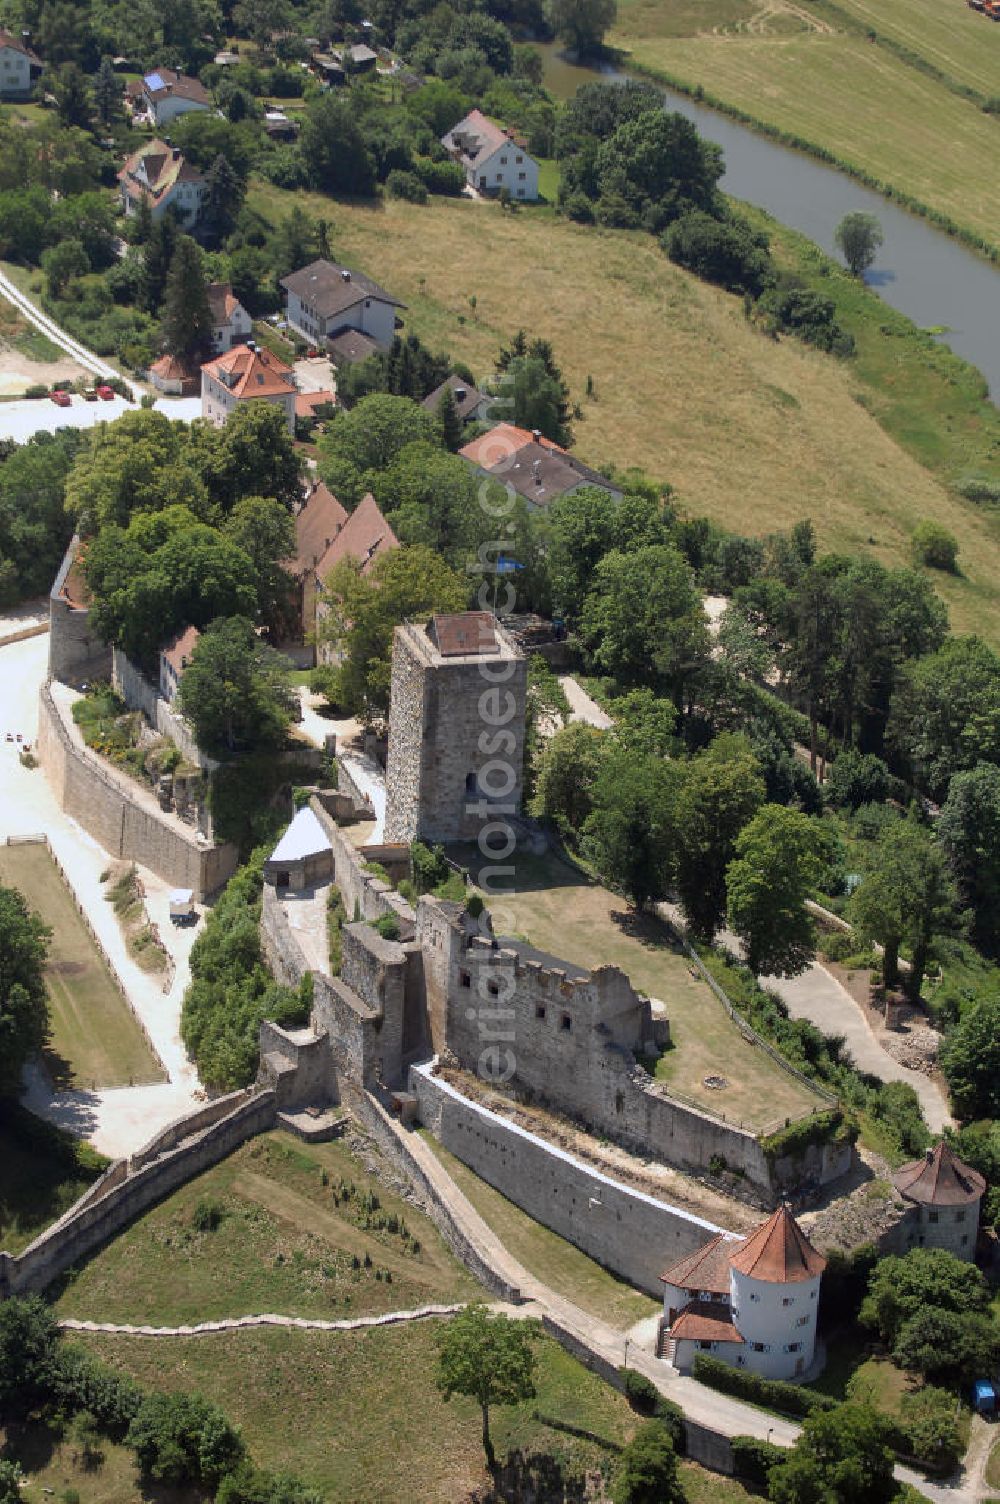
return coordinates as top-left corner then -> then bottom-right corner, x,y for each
610,0 -> 1000,252
252,184 -> 1000,641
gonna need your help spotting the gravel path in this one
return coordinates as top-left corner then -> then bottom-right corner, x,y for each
558,675 -> 612,729
59,1303 -> 470,1338
1,635 -> 203,1156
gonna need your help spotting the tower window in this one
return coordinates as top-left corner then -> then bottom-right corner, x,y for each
560,1013 -> 572,1032
535,1004 -> 546,1020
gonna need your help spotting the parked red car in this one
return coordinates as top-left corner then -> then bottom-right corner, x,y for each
48,389 -> 71,407
96,384 -> 116,401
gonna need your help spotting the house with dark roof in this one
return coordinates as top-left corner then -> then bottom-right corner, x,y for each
421,373 -> 488,425
200,342 -> 297,432
0,27 -> 41,99
893,1140 -> 985,1261
118,139 -> 205,226
660,1205 -> 826,1379
126,67 -> 211,127
460,422 -> 621,511
441,108 -> 540,201
280,259 -> 404,351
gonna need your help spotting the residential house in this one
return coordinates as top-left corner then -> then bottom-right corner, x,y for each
159,625 -> 200,703
441,108 -> 540,201
311,51 -> 346,86
281,259 -> 404,350
343,43 -> 377,73
148,353 -> 200,396
200,342 -> 297,432
422,373 -> 489,425
893,1140 -> 985,1261
460,422 -> 621,511
314,492 -> 399,665
118,140 -> 205,226
207,283 -> 253,353
0,28 -> 41,99
283,481 -> 348,658
264,108 -> 300,141
126,67 -> 211,127
660,1204 -> 826,1381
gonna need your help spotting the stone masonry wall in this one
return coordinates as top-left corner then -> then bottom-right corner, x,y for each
0,1091 -> 275,1297
48,538 -> 111,686
37,682 -> 238,899
411,1065 -> 735,1296
112,648 -> 215,774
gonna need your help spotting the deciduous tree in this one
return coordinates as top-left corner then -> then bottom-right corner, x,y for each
768,1404 -> 897,1504
940,994 -> 1000,1120
178,616 -> 296,757
0,887 -> 50,1096
612,1420 -> 683,1504
848,820 -> 959,999
435,1305 -> 539,1465
545,0 -> 617,56
676,734 -> 766,940
835,211 -> 884,277
725,806 -> 829,977
583,749 -> 682,910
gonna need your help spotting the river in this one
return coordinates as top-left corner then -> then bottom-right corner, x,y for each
537,43 -> 1000,397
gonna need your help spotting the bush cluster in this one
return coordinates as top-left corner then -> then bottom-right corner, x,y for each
692,1354 -> 838,1419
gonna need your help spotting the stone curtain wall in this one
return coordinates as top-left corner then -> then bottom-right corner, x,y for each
37,682 -> 239,898
411,1065 -> 735,1296
383,626 -> 427,845
309,797 -> 415,929
112,648 -> 216,776
0,1091 -> 276,1297
48,537 -> 112,686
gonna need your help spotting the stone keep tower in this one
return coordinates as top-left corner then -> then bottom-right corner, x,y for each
384,612 -> 527,845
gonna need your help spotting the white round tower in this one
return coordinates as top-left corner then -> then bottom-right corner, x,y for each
728,1204 -> 825,1381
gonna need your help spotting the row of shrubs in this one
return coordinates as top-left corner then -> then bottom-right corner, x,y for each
3,1297 -> 319,1503
692,1353 -> 838,1420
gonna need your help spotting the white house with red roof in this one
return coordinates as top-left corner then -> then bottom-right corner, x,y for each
200,342 -> 297,432
0,27 -> 41,99
660,1204 -> 826,1380
126,67 -> 211,127
207,283 -> 253,353
118,140 -> 205,226
441,108 -> 540,200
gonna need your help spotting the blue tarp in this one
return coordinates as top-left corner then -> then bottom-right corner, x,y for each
972,1380 -> 996,1411
143,71 -> 165,91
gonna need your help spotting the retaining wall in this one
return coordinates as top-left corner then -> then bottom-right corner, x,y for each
411,1065 -> 733,1297
0,1090 -> 276,1297
37,682 -> 239,899
112,648 -> 216,774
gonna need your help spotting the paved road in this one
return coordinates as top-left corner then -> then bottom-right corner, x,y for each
558,674 -> 612,729
765,962 -> 953,1134
0,266 -> 139,396
1,635 -> 202,1157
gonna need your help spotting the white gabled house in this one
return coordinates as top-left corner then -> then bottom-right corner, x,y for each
126,67 -> 212,127
660,1204 -> 826,1381
117,140 -> 205,226
280,259 -> 404,350
207,283 -> 253,353
441,108 -> 540,201
0,28 -> 41,99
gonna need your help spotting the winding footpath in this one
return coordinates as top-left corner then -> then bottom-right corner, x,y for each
59,1303 -> 470,1338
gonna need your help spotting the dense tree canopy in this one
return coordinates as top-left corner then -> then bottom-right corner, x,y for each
940,994 -> 1000,1120
583,749 -> 682,910
888,636 -> 1000,799
0,887 -> 50,1097
178,617 -> 297,758
675,734 -> 766,940
848,819 -> 959,999
860,1248 -> 990,1346
726,805 -> 829,977
0,431 -> 80,606
767,1404 -> 897,1504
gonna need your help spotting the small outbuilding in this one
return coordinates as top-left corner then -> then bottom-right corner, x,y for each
264,806 -> 334,891
893,1140 -> 985,1261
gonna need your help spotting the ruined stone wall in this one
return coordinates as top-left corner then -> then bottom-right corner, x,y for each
309,798 -> 415,930
411,1065 -> 734,1296
48,538 -> 111,686
0,1091 -> 275,1297
112,648 -> 214,774
37,683 -> 239,898
382,627 -> 425,844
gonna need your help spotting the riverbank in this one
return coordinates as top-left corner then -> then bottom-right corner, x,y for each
607,0 -> 1000,262
251,181 -> 1000,641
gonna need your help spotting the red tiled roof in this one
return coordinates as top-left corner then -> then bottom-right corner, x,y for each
442,108 -> 512,162
290,482 -> 348,575
118,138 -> 203,205
660,1234 -> 733,1295
202,343 -> 295,400
0,27 -> 41,63
670,1302 -> 743,1345
429,611 -> 498,657
729,1205 -> 826,1284
294,390 -> 336,419
206,283 -> 243,326
459,422 -> 562,470
161,625 -> 200,674
893,1141 -> 986,1208
315,493 -> 398,582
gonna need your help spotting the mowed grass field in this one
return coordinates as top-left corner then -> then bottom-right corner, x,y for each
470,849 -> 823,1130
55,1130 -> 482,1325
0,843 -> 164,1090
74,1323 -> 754,1504
422,1136 -> 659,1328
610,0 -> 1000,250
252,184 -> 1000,642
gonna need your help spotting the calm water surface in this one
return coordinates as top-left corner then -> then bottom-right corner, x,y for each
537,42 -> 1000,396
